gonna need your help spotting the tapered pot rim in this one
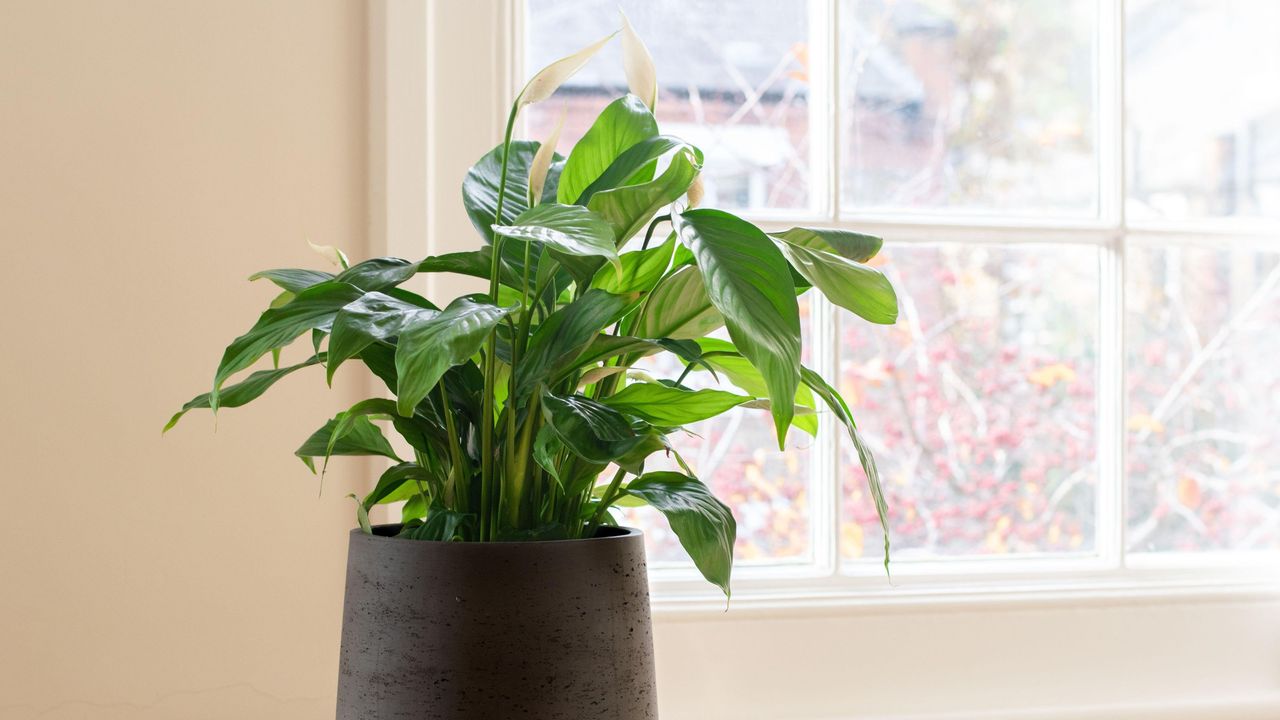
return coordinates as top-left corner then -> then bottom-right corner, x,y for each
351,524 -> 643,546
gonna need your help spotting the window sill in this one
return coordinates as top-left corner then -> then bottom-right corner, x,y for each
650,559 -> 1280,616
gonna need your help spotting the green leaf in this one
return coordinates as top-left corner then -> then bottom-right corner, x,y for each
624,472 -> 736,596
463,140 -> 546,242
212,281 -> 364,411
769,227 -> 883,262
165,355 -> 322,432
327,291 -> 439,384
295,415 -> 399,472
249,268 -> 334,293
492,203 -> 621,276
689,338 -> 817,436
602,382 -> 749,426
540,392 -> 648,464
323,398 -> 406,470
333,257 -> 420,292
799,366 -> 891,572
401,494 -> 429,522
394,297 -> 514,416
673,209 -> 801,447
419,247 -> 535,291
364,462 -> 436,509
532,424 -> 563,487
591,233 -> 675,295
588,147 -> 701,244
578,136 -> 690,206
632,265 -> 724,339
516,289 -> 632,398
398,503 -> 474,541
557,95 -> 658,205
775,239 -> 898,324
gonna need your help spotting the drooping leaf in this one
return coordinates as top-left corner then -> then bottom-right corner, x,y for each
612,428 -> 678,475
623,472 -> 736,596
619,9 -> 657,110
557,95 -> 658,205
799,365 -> 891,571
249,268 -> 334,293
775,239 -> 898,324
491,203 -> 621,276
602,382 -> 749,426
515,289 -> 632,398
588,147 -> 702,243
674,208 -> 801,448
591,233 -> 675,295
212,281 -> 364,411
324,398 -> 404,468
517,30 -> 617,107
770,227 -> 883,263
394,297 -> 514,416
327,291 -> 439,384
631,265 -> 724,339
295,415 -> 399,472
540,392 -> 648,464
333,257 -> 421,292
165,355 -> 323,432
689,338 -> 817,436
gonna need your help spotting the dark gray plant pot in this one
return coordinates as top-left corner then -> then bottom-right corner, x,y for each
335,525 -> 657,720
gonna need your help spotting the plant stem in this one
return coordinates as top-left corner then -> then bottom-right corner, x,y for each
480,102 -> 521,542
438,384 -> 466,513
640,214 -> 671,251
586,466 -> 628,536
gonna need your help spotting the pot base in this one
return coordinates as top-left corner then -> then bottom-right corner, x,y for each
336,526 -> 657,719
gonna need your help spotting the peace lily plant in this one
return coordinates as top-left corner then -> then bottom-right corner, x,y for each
168,20 -> 897,596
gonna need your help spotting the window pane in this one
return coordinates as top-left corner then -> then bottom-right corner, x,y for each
1125,241 -> 1280,552
620,301 -> 816,566
524,0 -> 813,212
839,0 -> 1099,217
1127,1 -> 1280,221
840,244 -> 1099,559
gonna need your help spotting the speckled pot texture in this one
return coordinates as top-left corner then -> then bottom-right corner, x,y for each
335,525 -> 657,720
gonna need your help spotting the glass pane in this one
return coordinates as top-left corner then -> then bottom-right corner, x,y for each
620,300 -> 815,566
841,244 -> 1099,560
1127,1 -> 1280,221
839,0 -> 1099,217
524,0 -> 813,212
1126,241 -> 1280,552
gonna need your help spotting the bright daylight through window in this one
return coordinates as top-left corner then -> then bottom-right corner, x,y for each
523,0 -> 1280,588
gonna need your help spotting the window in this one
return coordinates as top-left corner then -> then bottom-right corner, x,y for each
521,0 -> 1280,598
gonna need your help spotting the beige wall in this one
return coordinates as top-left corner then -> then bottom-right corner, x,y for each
0,2 -> 368,718
6,3 -> 1280,720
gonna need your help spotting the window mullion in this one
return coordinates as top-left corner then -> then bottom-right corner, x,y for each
801,0 -> 842,577
1096,0 -> 1127,568
809,291 -> 842,577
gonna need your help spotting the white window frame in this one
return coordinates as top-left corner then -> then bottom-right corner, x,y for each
371,0 -> 1280,614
